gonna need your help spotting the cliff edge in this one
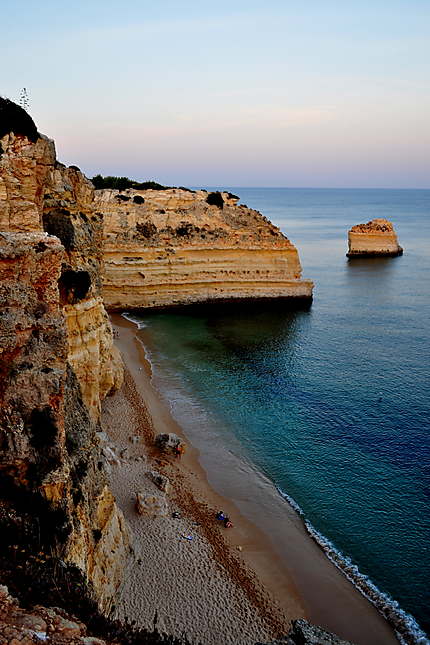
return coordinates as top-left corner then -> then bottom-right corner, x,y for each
96,187 -> 313,309
347,218 -> 403,257
0,98 -> 127,615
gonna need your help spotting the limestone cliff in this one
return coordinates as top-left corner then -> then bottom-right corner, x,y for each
96,188 -> 313,309
1,125 -> 123,420
0,100 -> 127,614
347,219 -> 403,257
0,232 -> 128,612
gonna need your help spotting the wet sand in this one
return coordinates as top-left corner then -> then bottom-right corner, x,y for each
104,313 -> 399,645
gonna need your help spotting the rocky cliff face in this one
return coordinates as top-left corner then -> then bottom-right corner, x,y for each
0,132 -> 55,232
1,127 -> 123,420
0,98 -> 313,634
347,219 -> 403,257
0,101 -> 127,614
96,188 -> 313,309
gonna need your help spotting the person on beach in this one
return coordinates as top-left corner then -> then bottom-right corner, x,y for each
216,510 -> 225,521
175,442 -> 185,459
223,516 -> 233,528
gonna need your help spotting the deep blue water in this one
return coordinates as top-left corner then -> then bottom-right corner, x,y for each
128,189 -> 430,641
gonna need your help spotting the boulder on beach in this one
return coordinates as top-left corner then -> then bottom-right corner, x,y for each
101,445 -> 120,466
135,492 -> 168,517
256,618 -> 355,645
155,432 -> 186,456
146,470 -> 171,493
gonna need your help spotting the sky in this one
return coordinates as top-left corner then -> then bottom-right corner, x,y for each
2,0 -> 429,188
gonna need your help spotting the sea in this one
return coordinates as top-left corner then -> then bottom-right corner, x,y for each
124,188 -> 430,644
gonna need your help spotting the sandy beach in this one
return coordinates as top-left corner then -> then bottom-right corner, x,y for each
101,313 -> 399,645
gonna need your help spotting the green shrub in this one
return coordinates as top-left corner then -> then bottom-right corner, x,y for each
91,175 -> 172,191
206,191 -> 224,209
91,175 -> 196,193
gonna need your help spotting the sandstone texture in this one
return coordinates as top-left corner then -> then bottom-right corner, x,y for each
1,125 -> 123,420
96,188 -> 313,309
155,432 -> 185,456
0,233 -> 128,615
347,218 -> 403,257
0,101 -> 127,615
0,132 -> 55,232
135,491 -> 169,517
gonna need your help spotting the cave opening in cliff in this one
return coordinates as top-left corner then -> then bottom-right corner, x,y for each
42,209 -> 75,250
26,406 -> 62,483
58,269 -> 91,304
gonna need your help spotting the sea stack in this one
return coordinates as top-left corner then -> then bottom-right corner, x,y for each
347,218 -> 403,257
97,188 -> 313,309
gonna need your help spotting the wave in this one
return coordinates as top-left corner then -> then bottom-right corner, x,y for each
276,487 -> 429,645
122,312 -> 428,645
121,311 -> 147,329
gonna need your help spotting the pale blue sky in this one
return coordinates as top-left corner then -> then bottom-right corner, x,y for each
2,1 -> 429,187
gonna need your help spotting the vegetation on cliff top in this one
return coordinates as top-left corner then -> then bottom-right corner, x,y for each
0,97 -> 39,143
91,174 -> 196,193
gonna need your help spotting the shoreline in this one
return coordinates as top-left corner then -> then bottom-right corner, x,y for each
107,313 -> 400,645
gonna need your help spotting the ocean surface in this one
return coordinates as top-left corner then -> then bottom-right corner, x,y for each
125,188 -> 430,643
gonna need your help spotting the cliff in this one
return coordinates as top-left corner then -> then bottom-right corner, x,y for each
0,100 -> 127,614
347,219 -> 403,257
1,127 -> 123,419
96,188 -> 313,309
0,99 -> 323,644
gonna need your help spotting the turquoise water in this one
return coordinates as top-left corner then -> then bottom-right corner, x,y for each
127,189 -> 430,643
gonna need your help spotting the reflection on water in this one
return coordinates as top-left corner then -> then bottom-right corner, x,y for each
346,256 -> 398,272
344,257 -> 398,298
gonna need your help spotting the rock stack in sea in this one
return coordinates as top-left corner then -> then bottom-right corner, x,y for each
347,218 -> 403,257
95,187 -> 313,309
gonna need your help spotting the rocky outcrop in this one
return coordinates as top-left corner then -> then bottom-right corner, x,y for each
0,122 -> 123,420
135,492 -> 169,517
0,584 -> 191,644
347,219 -> 403,257
64,297 -> 123,420
0,132 -> 55,232
42,162 -> 123,419
155,432 -> 185,456
96,188 -> 313,309
257,619 -> 356,645
0,100 -> 126,615
0,232 -> 128,614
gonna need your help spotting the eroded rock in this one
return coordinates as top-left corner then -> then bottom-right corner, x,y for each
146,470 -> 171,493
347,218 -> 403,257
95,187 -> 314,310
257,618 -> 356,645
0,100 -> 128,617
135,492 -> 169,517
155,433 -> 184,456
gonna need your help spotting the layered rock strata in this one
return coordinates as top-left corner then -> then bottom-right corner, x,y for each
96,188 -> 313,309
0,101 -> 127,614
1,126 -> 123,420
0,232 -> 128,612
347,219 -> 403,257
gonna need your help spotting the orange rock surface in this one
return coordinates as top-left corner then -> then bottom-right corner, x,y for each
347,219 -> 403,257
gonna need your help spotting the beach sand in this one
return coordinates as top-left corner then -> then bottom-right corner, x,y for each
101,314 -> 399,645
